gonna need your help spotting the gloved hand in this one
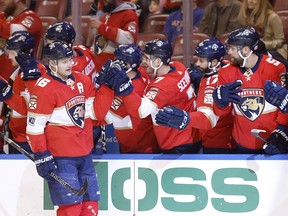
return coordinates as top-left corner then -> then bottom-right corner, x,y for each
212,80 -> 243,108
15,53 -> 41,81
188,64 -> 203,95
0,76 -> 12,101
264,125 -> 288,155
264,80 -> 288,113
155,106 -> 190,130
102,59 -> 133,96
34,150 -> 58,182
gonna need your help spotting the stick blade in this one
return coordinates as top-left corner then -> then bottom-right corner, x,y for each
76,178 -> 88,196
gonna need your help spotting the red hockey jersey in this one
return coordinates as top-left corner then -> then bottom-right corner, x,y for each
214,55 -> 286,150
72,45 -> 97,83
122,61 -> 200,151
26,71 -> 113,156
92,2 -> 139,72
7,63 -> 46,143
105,67 -> 158,153
192,73 -> 234,149
0,10 -> 42,80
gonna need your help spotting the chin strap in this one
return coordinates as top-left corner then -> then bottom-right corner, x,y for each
238,50 -> 253,68
150,59 -> 163,78
206,61 -> 221,76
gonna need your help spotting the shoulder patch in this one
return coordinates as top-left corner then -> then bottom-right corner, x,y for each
21,16 -> 34,28
145,87 -> 159,101
29,95 -> 38,110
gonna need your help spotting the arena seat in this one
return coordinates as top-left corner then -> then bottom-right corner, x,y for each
35,0 -> 68,20
141,14 -> 169,33
64,15 -> 93,47
136,33 -> 167,50
172,33 -> 209,55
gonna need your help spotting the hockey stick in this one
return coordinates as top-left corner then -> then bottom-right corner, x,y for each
0,133 -> 88,196
251,129 -> 268,149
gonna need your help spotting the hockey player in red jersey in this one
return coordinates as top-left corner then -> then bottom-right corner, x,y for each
99,44 -> 159,153
156,37 -> 236,153
43,21 -> 109,148
98,39 -> 201,153
212,26 -> 288,154
90,0 -> 139,72
0,0 -> 42,153
0,31 -> 45,153
0,0 -> 42,80
43,21 -> 98,85
26,41 -> 112,216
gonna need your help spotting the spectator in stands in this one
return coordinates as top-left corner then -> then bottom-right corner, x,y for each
197,0 -> 242,38
163,0 -> 204,43
238,0 -> 287,61
0,0 -> 42,154
89,0 -> 139,72
131,0 -> 150,32
149,0 -> 161,15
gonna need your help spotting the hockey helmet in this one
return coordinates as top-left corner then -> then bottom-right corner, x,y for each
44,21 -> 76,46
114,44 -> 142,70
195,37 -> 226,62
6,31 -> 35,54
227,26 -> 260,51
43,41 -> 73,60
144,39 -> 172,64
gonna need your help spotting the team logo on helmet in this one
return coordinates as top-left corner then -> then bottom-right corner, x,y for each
211,43 -> 219,51
236,88 -> 265,121
55,24 -> 63,33
65,95 -> 86,128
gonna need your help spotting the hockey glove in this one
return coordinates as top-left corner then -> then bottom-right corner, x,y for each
34,150 -> 58,182
188,64 -> 203,95
155,106 -> 190,130
15,53 -> 41,81
95,60 -> 112,87
105,60 -> 134,96
0,77 -> 12,101
264,125 -> 288,155
264,80 -> 288,113
212,80 -> 243,108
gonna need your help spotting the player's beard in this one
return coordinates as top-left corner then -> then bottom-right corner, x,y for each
102,0 -> 117,13
4,1 -> 16,17
230,57 -> 244,67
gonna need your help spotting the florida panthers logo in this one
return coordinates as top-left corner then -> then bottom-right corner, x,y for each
94,34 -> 108,55
65,95 -> 86,128
236,88 -> 265,121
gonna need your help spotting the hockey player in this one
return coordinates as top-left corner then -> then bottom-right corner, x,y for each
43,21 -> 98,84
90,0 -> 139,72
0,0 -> 42,80
99,44 -> 159,153
43,21 -> 109,147
26,41 -> 112,216
155,37 -> 236,153
1,31 -> 45,153
212,26 -> 288,154
0,0 -> 42,153
99,39 -> 201,153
